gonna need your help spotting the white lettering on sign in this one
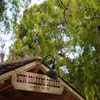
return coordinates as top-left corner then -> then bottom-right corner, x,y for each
12,71 -> 64,94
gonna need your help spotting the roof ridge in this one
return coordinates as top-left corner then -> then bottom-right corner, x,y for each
0,56 -> 42,67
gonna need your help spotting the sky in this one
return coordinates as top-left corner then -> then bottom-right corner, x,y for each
0,0 -> 78,73
0,0 -> 46,60
0,0 -> 81,62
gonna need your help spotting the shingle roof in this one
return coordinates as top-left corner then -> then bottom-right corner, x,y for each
0,56 -> 42,75
0,56 -> 85,100
60,78 -> 86,100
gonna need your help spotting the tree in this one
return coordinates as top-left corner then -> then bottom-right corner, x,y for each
0,0 -> 32,34
0,0 -> 33,58
0,0 -> 6,20
10,0 -> 66,57
10,0 -> 100,100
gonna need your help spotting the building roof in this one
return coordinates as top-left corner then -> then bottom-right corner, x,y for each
0,56 -> 85,100
0,56 -> 42,75
0,46 -> 85,100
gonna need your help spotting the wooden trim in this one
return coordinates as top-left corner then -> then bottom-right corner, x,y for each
0,84 -> 12,92
61,81 -> 85,100
60,90 -> 71,100
40,64 -> 49,72
0,56 -> 42,66
37,65 -> 85,100
0,60 -> 85,100
0,61 -> 41,81
0,80 -> 5,88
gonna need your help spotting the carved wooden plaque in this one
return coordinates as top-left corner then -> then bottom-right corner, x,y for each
12,71 -> 64,94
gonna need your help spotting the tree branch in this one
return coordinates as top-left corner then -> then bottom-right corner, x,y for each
59,0 -> 68,9
59,0 -> 68,25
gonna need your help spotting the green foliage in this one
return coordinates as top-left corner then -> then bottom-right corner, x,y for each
10,0 -> 100,100
0,0 -> 6,20
0,0 -> 32,34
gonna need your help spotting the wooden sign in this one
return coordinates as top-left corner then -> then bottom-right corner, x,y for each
12,71 -> 64,94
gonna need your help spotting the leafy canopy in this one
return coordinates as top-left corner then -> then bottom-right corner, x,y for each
10,0 -> 100,100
